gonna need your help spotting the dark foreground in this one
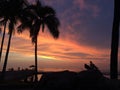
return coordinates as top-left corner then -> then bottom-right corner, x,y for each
0,76 -> 120,90
0,62 -> 120,90
0,82 -> 34,90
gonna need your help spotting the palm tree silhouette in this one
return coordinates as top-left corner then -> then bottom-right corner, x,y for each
0,0 -> 8,62
0,0 -> 28,80
110,0 -> 120,79
18,0 -> 60,82
0,20 -> 7,63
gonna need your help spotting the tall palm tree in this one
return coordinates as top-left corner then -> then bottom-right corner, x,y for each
18,0 -> 60,82
110,0 -> 120,79
0,0 -> 28,80
0,0 -> 8,62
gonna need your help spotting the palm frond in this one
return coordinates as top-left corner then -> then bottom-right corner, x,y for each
0,19 -> 7,26
0,0 -> 28,34
17,22 -> 32,34
45,15 -> 60,27
44,15 -> 60,39
25,5 -> 37,11
42,6 -> 56,16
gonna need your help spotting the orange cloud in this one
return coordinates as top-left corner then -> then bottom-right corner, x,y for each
0,27 -> 111,72
7,29 -> 110,62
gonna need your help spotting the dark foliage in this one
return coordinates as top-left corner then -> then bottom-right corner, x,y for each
35,62 -> 115,90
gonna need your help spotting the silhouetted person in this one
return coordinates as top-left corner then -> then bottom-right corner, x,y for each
90,61 -> 98,70
84,64 -> 92,70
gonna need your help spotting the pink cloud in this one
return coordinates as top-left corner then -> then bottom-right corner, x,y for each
74,0 -> 100,17
74,0 -> 85,10
41,0 -> 65,6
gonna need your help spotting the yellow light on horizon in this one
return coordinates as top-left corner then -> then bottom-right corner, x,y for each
40,55 -> 56,60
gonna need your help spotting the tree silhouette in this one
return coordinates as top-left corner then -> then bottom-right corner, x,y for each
0,21 -> 7,63
18,0 -> 60,82
0,0 -> 8,62
110,0 -> 120,79
0,0 -> 28,80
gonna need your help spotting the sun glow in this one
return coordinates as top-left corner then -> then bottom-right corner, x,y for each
39,55 -> 56,60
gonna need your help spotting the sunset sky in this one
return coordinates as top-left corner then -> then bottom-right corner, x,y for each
0,0 -> 119,73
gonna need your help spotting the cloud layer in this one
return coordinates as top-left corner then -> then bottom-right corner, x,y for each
0,0 -> 116,72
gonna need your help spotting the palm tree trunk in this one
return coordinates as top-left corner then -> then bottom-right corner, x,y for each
110,0 -> 120,79
0,22 -> 7,62
34,37 -> 38,82
1,30 -> 13,80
